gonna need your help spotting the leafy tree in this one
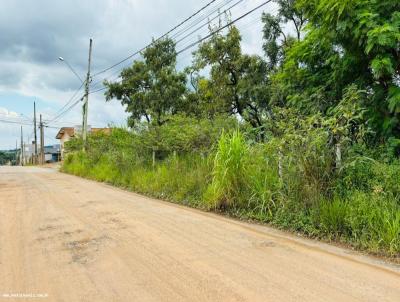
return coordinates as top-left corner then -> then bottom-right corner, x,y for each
192,25 -> 270,136
0,151 -> 15,165
262,0 -> 306,69
277,0 -> 400,137
105,38 -> 187,127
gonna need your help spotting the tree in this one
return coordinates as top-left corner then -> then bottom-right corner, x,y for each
192,25 -> 270,136
0,151 -> 15,165
262,0 -> 306,69
105,38 -> 187,127
275,0 -> 400,137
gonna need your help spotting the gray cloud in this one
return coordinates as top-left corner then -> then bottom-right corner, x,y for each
0,0 -> 213,87
0,0 -> 268,90
0,0 -> 270,149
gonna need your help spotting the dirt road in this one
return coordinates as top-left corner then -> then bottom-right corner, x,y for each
0,166 -> 399,301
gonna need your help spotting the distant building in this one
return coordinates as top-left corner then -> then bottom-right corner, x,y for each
44,145 -> 61,162
56,126 -> 111,159
21,143 -> 60,164
56,127 -> 75,160
23,142 -> 36,161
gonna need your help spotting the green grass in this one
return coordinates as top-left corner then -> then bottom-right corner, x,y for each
205,130 -> 250,209
317,198 -> 349,238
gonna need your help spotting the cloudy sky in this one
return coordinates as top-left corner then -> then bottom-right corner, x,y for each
0,0 -> 275,150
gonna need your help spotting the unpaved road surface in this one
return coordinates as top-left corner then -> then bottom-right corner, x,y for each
0,166 -> 399,302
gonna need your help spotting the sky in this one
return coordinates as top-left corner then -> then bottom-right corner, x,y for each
0,0 -> 275,150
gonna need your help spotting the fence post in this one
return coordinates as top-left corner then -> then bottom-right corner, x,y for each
278,147 -> 283,180
335,142 -> 342,170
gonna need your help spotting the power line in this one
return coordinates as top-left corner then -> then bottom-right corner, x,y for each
87,0 -> 271,95
0,112 -> 79,129
175,1 -> 244,45
44,0 -> 269,133
90,0 -> 241,90
54,81 -> 85,115
44,80 -> 85,125
92,0 -> 220,77
178,0 -> 271,54
45,96 -> 83,125
0,112 -> 31,122
172,0 -> 242,42
0,119 -> 34,126
43,119 -> 81,126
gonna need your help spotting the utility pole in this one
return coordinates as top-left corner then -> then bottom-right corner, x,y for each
40,114 -> 45,165
20,126 -> 24,166
33,101 -> 38,164
15,140 -> 18,166
82,38 -> 93,150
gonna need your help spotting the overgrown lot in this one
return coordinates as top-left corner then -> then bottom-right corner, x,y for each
64,0 -> 399,257
63,116 -> 400,257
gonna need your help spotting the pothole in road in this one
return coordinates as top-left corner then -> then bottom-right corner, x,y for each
63,235 -> 112,265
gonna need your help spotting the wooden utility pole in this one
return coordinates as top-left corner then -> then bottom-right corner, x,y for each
20,126 -> 24,166
33,101 -> 38,164
82,38 -> 93,150
40,114 -> 45,165
15,140 -> 18,166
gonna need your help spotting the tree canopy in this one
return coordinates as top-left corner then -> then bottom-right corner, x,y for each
105,0 -> 400,146
105,38 -> 187,127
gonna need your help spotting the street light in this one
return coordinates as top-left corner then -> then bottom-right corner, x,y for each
58,57 -> 84,84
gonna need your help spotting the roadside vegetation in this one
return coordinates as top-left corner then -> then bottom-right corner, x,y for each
63,0 -> 400,257
0,150 -> 16,165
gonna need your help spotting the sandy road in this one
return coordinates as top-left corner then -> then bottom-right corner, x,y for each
0,166 -> 399,302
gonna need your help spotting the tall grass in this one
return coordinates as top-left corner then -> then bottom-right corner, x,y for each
317,198 -> 349,238
63,152 -> 210,208
205,131 -> 250,209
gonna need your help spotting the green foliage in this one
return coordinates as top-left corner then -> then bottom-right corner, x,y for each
262,0 -> 306,68
105,38 -> 187,127
272,202 -> 317,235
192,25 -> 269,133
247,145 -> 282,219
63,149 -> 210,208
76,0 -> 400,258
206,130 -> 250,209
346,191 -> 400,254
129,155 -> 210,207
283,0 -> 400,136
137,115 -> 238,155
317,198 -> 349,237
0,151 -> 16,165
